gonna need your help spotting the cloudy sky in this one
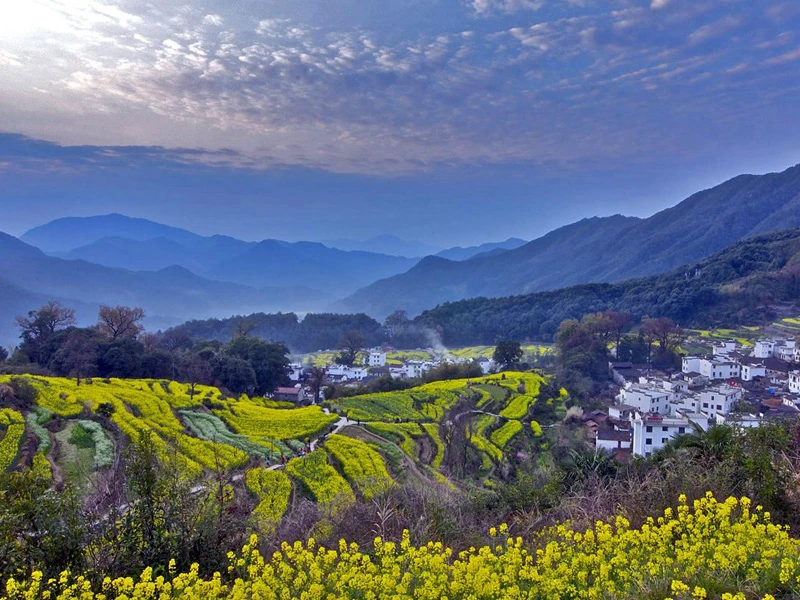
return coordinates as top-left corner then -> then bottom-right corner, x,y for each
1,0 -> 799,245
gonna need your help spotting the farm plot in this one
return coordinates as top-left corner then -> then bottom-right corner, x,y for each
325,434 -> 392,498
245,467 -> 292,532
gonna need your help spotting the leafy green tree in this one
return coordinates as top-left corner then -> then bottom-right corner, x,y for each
218,356 -> 257,395
223,337 -> 290,395
493,340 -> 523,370
98,337 -> 144,378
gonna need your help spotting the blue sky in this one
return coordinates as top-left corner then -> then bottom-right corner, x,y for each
1,0 -> 799,245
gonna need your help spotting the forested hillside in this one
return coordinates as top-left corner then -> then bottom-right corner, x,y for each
414,228 -> 800,345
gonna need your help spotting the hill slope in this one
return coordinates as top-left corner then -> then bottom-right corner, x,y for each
413,228 -> 800,345
338,215 -> 641,316
340,163 -> 800,317
435,237 -> 528,261
205,240 -> 417,297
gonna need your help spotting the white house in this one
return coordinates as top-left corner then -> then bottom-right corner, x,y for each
631,412 -> 710,457
366,351 -> 387,367
753,340 -> 777,359
682,356 -> 703,374
477,357 -> 495,375
790,371 -> 800,394
671,393 -> 701,414
740,362 -> 767,382
698,358 -> 740,381
777,346 -> 797,362
699,384 -> 743,416
402,361 -> 432,379
712,341 -> 739,356
326,365 -> 368,381
617,384 -> 671,415
715,413 -> 763,429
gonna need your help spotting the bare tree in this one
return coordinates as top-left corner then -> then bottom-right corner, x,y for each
641,317 -> 683,355
336,330 -> 366,367
57,329 -> 98,385
140,332 -> 161,353
161,329 -> 193,353
233,320 -> 255,339
180,353 -> 211,398
98,305 -> 146,340
307,367 -> 328,404
16,300 -> 76,339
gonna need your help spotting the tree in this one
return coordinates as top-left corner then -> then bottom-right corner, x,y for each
554,319 -> 611,396
617,333 -> 649,363
306,367 -> 328,404
16,301 -> 77,365
336,330 -> 366,367
97,337 -> 144,378
233,320 -> 255,339
218,356 -> 257,395
0,346 -> 7,362
493,340 -> 523,371
223,337 -> 290,395
53,329 -> 98,385
179,353 -> 212,398
0,465 -> 85,580
384,310 -> 409,340
141,349 -> 176,380
606,311 -> 633,352
98,305 -> 145,340
160,329 -> 193,353
641,316 -> 684,367
641,317 -> 683,354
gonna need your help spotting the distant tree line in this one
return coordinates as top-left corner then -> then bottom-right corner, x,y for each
5,301 -> 290,397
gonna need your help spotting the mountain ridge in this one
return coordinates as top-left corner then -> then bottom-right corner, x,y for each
338,164 -> 800,317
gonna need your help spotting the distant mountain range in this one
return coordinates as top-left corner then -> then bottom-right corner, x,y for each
22,213 -> 204,253
48,219 -> 418,297
0,232 -> 330,346
0,214 -> 520,346
322,234 -> 442,258
338,163 -> 800,317
3,162 -> 800,348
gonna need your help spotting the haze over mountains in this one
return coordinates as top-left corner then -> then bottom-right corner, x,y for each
339,163 -> 800,316
1,163 -> 800,347
0,213 -> 525,345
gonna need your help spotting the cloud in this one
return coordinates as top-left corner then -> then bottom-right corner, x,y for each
0,0 -> 799,174
650,0 -> 671,9
467,0 -> 545,16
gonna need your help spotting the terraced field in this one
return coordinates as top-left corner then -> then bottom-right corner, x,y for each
0,371 -> 562,534
329,371 -> 562,477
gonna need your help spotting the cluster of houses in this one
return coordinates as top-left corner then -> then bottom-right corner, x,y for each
591,338 -> 800,458
275,349 -> 497,403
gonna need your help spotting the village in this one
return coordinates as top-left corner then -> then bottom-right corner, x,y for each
270,349 -> 497,403
592,337 -> 800,458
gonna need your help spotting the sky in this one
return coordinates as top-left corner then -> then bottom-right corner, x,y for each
1,0 -> 799,246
